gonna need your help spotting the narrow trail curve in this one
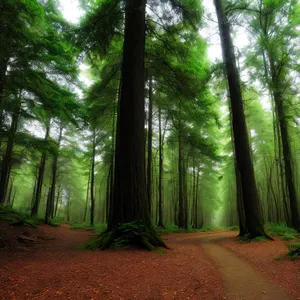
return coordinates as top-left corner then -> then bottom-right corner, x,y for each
196,233 -> 294,300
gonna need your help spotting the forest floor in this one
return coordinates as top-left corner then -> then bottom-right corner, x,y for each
0,223 -> 299,300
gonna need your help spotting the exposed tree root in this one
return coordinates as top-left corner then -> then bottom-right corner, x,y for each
82,222 -> 167,251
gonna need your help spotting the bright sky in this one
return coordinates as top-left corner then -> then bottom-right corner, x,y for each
59,0 -> 271,111
59,0 -> 82,24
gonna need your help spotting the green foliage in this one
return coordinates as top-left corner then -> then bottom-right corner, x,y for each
286,242 -> 300,260
0,206 -> 41,227
255,236 -> 268,242
70,223 -> 88,230
82,222 -> 166,251
265,223 -> 298,239
199,226 -> 214,232
228,225 -> 239,231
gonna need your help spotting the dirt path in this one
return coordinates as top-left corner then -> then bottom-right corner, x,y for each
0,225 -> 298,299
0,224 -> 223,300
197,233 -> 294,300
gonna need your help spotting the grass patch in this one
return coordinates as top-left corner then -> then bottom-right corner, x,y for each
70,223 -> 107,234
69,223 -> 88,230
255,236 -> 268,242
281,233 -> 296,241
228,225 -> 239,231
156,224 -> 214,235
286,242 -> 300,260
0,206 -> 42,227
265,223 -> 298,239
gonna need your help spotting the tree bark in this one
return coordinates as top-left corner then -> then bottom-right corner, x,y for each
84,168 -> 91,223
214,0 -> 267,238
0,58 -> 8,106
31,124 -> 50,217
54,185 -> 61,218
147,73 -> 153,214
45,125 -> 63,224
103,0 -> 164,249
157,107 -> 164,228
90,129 -> 96,226
0,105 -> 20,204
269,62 -> 300,230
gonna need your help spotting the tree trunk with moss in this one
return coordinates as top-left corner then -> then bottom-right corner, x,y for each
214,0 -> 268,238
91,0 -> 165,250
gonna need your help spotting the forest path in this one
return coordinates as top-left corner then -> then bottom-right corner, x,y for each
0,224 -> 225,299
187,232 -> 294,300
0,224 -> 297,299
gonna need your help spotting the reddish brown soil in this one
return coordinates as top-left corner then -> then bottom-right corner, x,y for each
0,224 -> 223,300
220,234 -> 300,299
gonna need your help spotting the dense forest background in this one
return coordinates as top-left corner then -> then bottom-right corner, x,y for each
0,0 -> 299,238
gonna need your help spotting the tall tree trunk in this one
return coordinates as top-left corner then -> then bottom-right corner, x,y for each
183,156 -> 188,229
66,191 -> 71,223
194,168 -> 200,228
0,58 -> 8,106
105,0 -> 164,249
157,107 -> 164,228
107,164 -> 112,223
147,73 -> 153,214
45,125 -> 63,224
11,190 -> 16,208
84,168 -> 91,223
31,124 -> 50,217
0,106 -> 19,204
214,0 -> 268,238
6,177 -> 13,206
90,129 -> 96,226
178,118 -> 186,229
108,82 -> 119,220
54,186 -> 61,218
269,56 -> 300,231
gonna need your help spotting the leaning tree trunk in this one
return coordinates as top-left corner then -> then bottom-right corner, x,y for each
214,0 -> 268,238
45,125 -> 63,224
92,0 -> 165,250
31,124 -> 50,217
147,73 -> 153,214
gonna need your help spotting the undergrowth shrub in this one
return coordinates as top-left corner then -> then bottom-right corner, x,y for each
286,242 -> 300,260
0,206 -> 42,227
81,221 -> 165,251
228,225 -> 239,231
156,224 -> 214,234
265,223 -> 298,239
255,236 -> 268,242
69,223 -> 88,230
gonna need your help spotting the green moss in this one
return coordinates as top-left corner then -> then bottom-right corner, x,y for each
81,221 -> 167,251
265,223 -> 298,238
255,236 -> 268,242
